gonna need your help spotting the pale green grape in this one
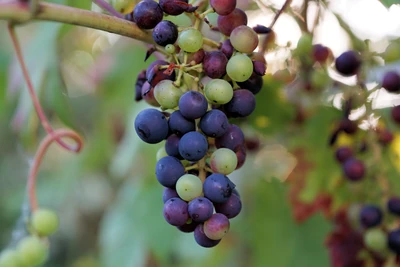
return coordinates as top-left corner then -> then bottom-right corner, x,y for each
177,29 -> 203,53
31,209 -> 59,237
204,79 -> 233,104
17,236 -> 48,267
230,25 -> 259,54
154,80 -> 183,109
226,54 -> 253,82
210,148 -> 238,175
0,250 -> 20,267
383,42 -> 400,63
295,33 -> 313,57
310,69 -> 330,89
165,44 -> 176,54
176,174 -> 203,201
156,146 -> 168,161
364,228 -> 387,252
111,0 -> 135,14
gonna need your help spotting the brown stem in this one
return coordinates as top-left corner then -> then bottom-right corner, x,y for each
269,0 -> 292,29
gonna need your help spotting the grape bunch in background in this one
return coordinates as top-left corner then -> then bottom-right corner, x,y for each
128,0 -> 265,247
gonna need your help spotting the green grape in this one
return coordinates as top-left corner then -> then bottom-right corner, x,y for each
156,146 -> 168,161
383,42 -> 400,63
177,29 -> 203,53
295,33 -> 313,57
0,250 -> 20,267
154,80 -> 183,109
111,0 -> 135,14
17,236 -> 48,267
204,79 -> 233,104
364,228 -> 387,252
31,209 -> 59,237
226,54 -> 253,82
210,148 -> 237,175
230,25 -> 259,54
176,174 -> 203,201
310,69 -> 330,89
165,44 -> 176,54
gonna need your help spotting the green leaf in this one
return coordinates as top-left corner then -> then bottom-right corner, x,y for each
381,0 -> 400,7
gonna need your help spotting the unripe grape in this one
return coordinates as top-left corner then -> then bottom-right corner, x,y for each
204,79 -> 233,104
230,25 -> 259,54
31,208 -> 59,237
226,54 -> 253,82
154,80 -> 183,109
17,236 -> 48,267
204,213 -> 230,240
210,148 -> 238,175
178,29 -> 203,53
383,42 -> 400,63
0,249 -> 21,267
364,228 -> 387,252
112,0 -> 135,14
176,174 -> 203,201
295,33 -> 313,57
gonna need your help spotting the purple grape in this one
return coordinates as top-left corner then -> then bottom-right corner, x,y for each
388,197 -> 400,216
141,82 -> 160,107
335,146 -> 353,163
163,198 -> 189,226
339,119 -> 358,134
388,229 -> 400,254
199,110 -> 229,138
203,213 -> 230,240
210,0 -> 236,16
168,110 -> 196,136
214,193 -> 242,218
335,50 -> 361,76
165,134 -> 182,158
134,108 -> 169,144
359,205 -> 382,228
194,224 -> 221,248
135,70 -> 146,101
224,89 -> 256,117
217,8 -> 247,36
178,91 -> 208,119
133,0 -> 163,29
252,25 -> 271,34
343,158 -> 365,181
220,39 -> 234,59
162,187 -> 179,203
234,144 -> 246,169
146,60 -> 176,87
253,60 -> 266,76
152,20 -> 179,46
203,51 -> 228,79
177,221 -> 199,233
159,0 -> 189,15
215,124 -> 245,150
203,173 -> 235,203
187,49 -> 205,64
237,72 -> 263,95
156,156 -> 185,188
188,197 -> 214,222
392,106 -> 400,124
382,71 -> 400,93
178,131 -> 208,161
313,44 -> 330,63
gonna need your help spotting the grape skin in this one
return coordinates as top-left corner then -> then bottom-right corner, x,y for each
210,148 -> 238,175
163,198 -> 190,226
199,109 -> 229,138
217,8 -> 248,36
203,51 -> 228,79
133,0 -> 163,30
226,54 -> 253,82
152,20 -> 179,46
359,205 -> 382,228
155,156 -> 185,188
134,109 -> 169,144
203,174 -> 235,203
178,131 -> 208,161
178,91 -> 208,119
215,124 -> 245,151
224,89 -> 256,117
188,197 -> 214,222
168,111 -> 196,136
204,213 -> 230,240
230,25 -> 259,54
176,174 -> 203,201
214,193 -> 242,219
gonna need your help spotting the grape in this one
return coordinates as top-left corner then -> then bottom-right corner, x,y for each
168,111 -> 196,136
135,70 -> 146,102
0,249 -> 20,267
364,228 -> 387,252
188,197 -> 214,222
159,0 -> 188,16
359,205 -> 382,228
392,106 -> 400,124
214,193 -> 242,218
178,91 -> 208,119
187,49 -> 205,64
177,220 -> 199,233
210,0 -> 236,15
220,39 -> 234,59
17,236 -> 48,267
215,124 -> 245,151
141,82 -> 160,107
176,174 -> 203,201
112,0 -> 135,14
224,89 -> 256,117
234,144 -> 246,169
217,8 -> 247,36
377,128 -> 393,145
152,20 -> 179,46
204,79 -> 233,104
335,50 -> 361,76
163,198 -> 189,226
388,229 -> 400,254
134,108 -> 169,144
146,60 -> 176,87
178,29 -> 203,53
165,44 -> 176,54
312,44 -> 330,63
156,156 -> 185,188
343,158 -> 365,181
165,134 -> 181,158
203,173 -> 235,203
383,42 -> 400,63
295,33 -> 313,57
154,80 -> 183,109
253,25 -> 271,34
387,197 -> 400,216
339,119 -> 358,134
253,60 -> 266,76
133,0 -> 163,29
382,71 -> 400,93
178,131 -> 208,161
230,25 -> 259,54
199,109 -> 229,138
210,148 -> 238,175
31,208 -> 59,237
203,51 -> 228,79
226,54 -> 253,82
335,146 -> 353,163
194,224 -> 221,248
204,213 -> 230,240
237,72 -> 263,95
156,146 -> 168,161
162,187 -> 179,203
310,69 -> 330,89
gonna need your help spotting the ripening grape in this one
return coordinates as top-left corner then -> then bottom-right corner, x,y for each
364,228 -> 387,252
220,39 -> 234,59
152,20 -> 179,46
156,156 -> 185,188
17,236 -> 48,267
31,208 -> 59,237
217,8 -> 247,36
141,82 -> 160,107
312,44 -> 331,63
387,197 -> 400,216
210,0 -> 236,15
343,158 -> 365,181
194,224 -> 221,248
154,80 -> 183,109
178,29 -> 203,53
203,51 -> 228,79
199,109 -> 229,138
163,198 -> 189,226
178,91 -> 208,119
133,0 -> 163,29
176,174 -> 203,201
295,33 -> 313,57
226,54 -> 253,82
335,50 -> 361,76
382,71 -> 400,93
383,42 -> 400,63
168,111 -> 196,136
335,146 -> 353,163
359,205 -> 383,228
188,197 -> 214,222
203,213 -> 230,240
134,109 -> 169,144
178,131 -> 208,161
215,124 -> 245,151
388,229 -> 400,254
210,148 -> 238,175
253,61 -> 266,76
230,25 -> 259,54
162,187 -> 179,203
204,79 -> 233,104
112,0 -> 135,14
203,174 -> 235,203
214,193 -> 242,218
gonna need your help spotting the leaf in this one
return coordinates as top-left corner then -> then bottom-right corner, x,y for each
381,0 -> 400,8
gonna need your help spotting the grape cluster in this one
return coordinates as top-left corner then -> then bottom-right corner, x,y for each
0,209 -> 59,267
128,0 -> 266,247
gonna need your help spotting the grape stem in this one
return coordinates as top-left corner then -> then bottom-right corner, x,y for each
92,0 -> 124,19
28,129 -> 84,211
269,0 -> 292,29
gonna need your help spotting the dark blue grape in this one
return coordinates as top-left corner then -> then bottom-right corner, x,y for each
146,60 -> 176,87
178,131 -> 208,161
252,25 -> 271,34
177,221 -> 199,233
343,158 -> 365,181
163,198 -> 189,226
156,156 -> 185,188
203,51 -> 228,79
382,71 -> 400,93
335,50 -> 361,76
388,229 -> 400,254
215,124 -> 245,150
220,39 -> 234,59
237,72 -> 263,95
133,0 -> 163,29
388,197 -> 400,216
188,197 -> 214,222
194,224 -> 221,248
165,134 -> 182,158
335,146 -> 353,163
214,193 -> 242,219
203,173 -> 235,204
359,205 -> 383,228
199,109 -> 229,137
152,20 -> 178,46
178,91 -> 208,120
224,89 -> 256,117
162,187 -> 179,203
134,108 -> 168,144
169,110 -> 196,136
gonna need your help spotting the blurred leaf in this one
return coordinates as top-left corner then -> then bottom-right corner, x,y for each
381,0 -> 400,7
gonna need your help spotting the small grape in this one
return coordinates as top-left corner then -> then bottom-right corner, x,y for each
215,124 -> 245,151
237,72 -> 263,95
295,33 -> 313,57
168,111 -> 196,136
187,49 -> 205,64
133,0 -> 163,29
343,158 -> 365,181
0,249 -> 20,267
253,60 -> 266,76
383,42 -> 400,63
162,187 -> 179,203
387,197 -> 400,216
382,71 -> 400,93
163,198 -> 189,226
359,205 -> 383,228
194,224 -> 221,248
226,54 -> 253,82
203,213 -> 230,240
188,197 -> 214,222
335,146 -> 353,163
31,208 -> 59,237
388,229 -> 400,254
335,50 -> 361,76
224,89 -> 256,117
203,173 -> 235,203
17,236 -> 48,267
312,44 -> 331,63
134,109 -> 169,144
210,0 -> 236,15
165,44 -> 176,54
210,148 -> 238,175
204,79 -> 233,104
152,20 -> 179,47
154,80 -> 183,109
230,25 -> 259,54
217,8 -> 247,36
364,228 -> 387,252
220,39 -> 234,59
178,91 -> 208,119
178,29 -> 203,53
156,156 -> 185,188
214,193 -> 242,219
178,131 -> 208,161
176,174 -> 203,201
199,109 -> 229,138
